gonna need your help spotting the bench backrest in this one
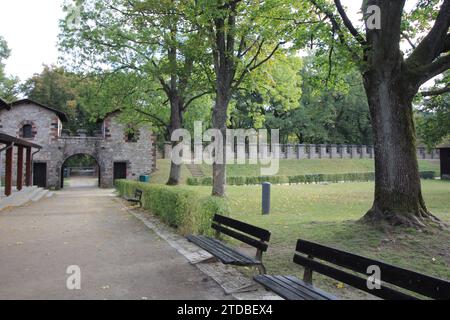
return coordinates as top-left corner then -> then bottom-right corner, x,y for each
135,189 -> 143,200
294,239 -> 450,300
211,214 -> 271,252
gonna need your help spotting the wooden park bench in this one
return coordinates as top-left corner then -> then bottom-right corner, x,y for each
187,214 -> 271,275
255,239 -> 450,300
124,189 -> 143,207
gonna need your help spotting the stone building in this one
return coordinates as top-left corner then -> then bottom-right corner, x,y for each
0,99 -> 156,189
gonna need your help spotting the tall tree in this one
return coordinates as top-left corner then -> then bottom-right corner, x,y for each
21,65 -> 98,133
59,0 -> 210,185
198,0 -> 304,196
304,0 -> 450,227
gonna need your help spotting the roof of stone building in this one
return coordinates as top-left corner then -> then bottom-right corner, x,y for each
0,98 -> 10,110
8,98 -> 68,122
0,131 -> 42,149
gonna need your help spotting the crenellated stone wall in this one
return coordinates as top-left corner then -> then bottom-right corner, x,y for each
162,142 -> 439,161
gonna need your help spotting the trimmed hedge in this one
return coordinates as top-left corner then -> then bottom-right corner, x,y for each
115,180 -> 229,236
187,171 -> 436,186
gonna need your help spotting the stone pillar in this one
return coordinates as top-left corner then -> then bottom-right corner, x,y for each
286,144 -> 295,159
151,134 -> 157,172
236,141 -> 246,163
367,146 -> 375,159
272,143 -> 281,160
330,145 -> 339,159
318,144 -> 327,159
248,143 -> 258,164
351,145 -> 360,159
341,145 -> 349,159
431,149 -> 437,159
416,147 -> 423,159
164,142 -> 172,160
306,145 -> 312,159
297,144 -> 306,159
361,145 -> 368,158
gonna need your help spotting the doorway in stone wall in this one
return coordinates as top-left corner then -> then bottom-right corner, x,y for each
61,154 -> 100,189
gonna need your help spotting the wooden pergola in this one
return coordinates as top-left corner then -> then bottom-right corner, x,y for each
0,132 -> 42,196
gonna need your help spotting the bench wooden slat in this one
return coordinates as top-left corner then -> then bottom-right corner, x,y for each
254,275 -> 336,300
187,235 -> 241,264
254,275 -> 309,300
187,235 -> 260,265
294,254 -> 417,300
213,214 -> 271,241
193,236 -> 256,264
296,239 -> 450,299
212,223 -> 268,252
273,275 -> 336,300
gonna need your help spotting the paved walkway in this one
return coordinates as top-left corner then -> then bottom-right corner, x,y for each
0,186 -> 228,300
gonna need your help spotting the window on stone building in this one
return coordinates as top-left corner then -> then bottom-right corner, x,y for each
125,128 -> 138,143
22,124 -> 33,138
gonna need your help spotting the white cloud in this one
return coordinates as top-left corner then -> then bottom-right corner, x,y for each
0,0 -> 64,81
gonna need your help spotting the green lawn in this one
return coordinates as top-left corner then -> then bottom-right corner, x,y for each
150,159 -> 449,299
193,181 -> 450,299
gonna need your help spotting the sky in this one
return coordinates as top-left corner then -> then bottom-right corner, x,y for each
0,0 -> 64,81
0,0 -> 417,83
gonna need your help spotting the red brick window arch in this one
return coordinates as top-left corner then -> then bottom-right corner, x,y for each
19,121 -> 37,139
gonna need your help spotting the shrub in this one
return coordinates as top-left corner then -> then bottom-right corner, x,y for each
187,170 -> 436,187
187,177 -> 200,186
201,177 -> 213,186
420,171 -> 436,180
115,180 -> 229,235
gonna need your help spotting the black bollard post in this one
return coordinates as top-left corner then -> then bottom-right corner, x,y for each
262,182 -> 271,215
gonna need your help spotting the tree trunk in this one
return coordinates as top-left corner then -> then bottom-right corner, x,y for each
211,94 -> 228,197
361,71 -> 441,228
166,96 -> 183,186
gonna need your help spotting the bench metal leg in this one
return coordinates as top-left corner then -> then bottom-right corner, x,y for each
303,255 -> 314,284
256,250 -> 267,275
257,264 -> 267,275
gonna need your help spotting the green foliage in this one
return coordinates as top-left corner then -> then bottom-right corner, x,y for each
416,73 -> 450,149
0,35 -> 19,101
21,65 -> 100,134
115,179 -> 229,235
59,0 -> 212,137
269,56 -> 371,145
230,55 -> 303,130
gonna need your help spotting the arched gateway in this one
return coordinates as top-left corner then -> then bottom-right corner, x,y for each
0,99 -> 157,189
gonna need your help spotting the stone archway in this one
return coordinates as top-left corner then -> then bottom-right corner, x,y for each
60,153 -> 101,189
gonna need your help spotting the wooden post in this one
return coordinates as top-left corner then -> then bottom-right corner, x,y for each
17,146 -> 24,191
5,144 -> 13,196
25,147 -> 32,186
